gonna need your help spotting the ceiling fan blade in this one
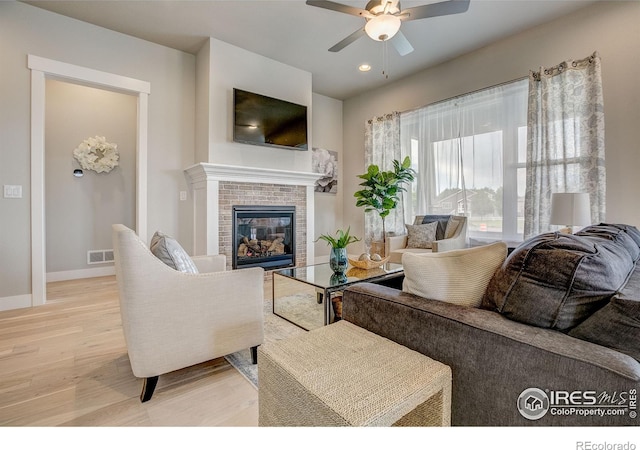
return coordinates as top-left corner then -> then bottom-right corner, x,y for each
328,27 -> 366,52
390,31 -> 414,56
306,1 -> 373,19
401,0 -> 470,21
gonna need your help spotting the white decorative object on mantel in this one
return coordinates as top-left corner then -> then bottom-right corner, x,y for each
73,136 -> 119,173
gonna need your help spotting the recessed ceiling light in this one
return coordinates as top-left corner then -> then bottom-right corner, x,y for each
358,64 -> 372,72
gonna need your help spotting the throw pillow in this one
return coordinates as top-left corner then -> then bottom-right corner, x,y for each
482,225 -> 637,331
576,223 -> 640,262
444,216 -> 463,239
568,261 -> 640,362
150,231 -> 199,274
421,215 -> 451,241
568,295 -> 640,362
405,221 -> 438,249
402,241 -> 508,307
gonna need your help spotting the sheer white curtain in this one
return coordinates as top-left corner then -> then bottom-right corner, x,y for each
363,112 -> 407,248
524,52 -> 605,238
401,80 -> 528,242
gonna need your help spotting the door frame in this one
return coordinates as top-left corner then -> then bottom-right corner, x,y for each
28,55 -> 150,306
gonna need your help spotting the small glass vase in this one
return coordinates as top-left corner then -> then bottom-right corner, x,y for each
330,273 -> 348,285
329,247 -> 348,274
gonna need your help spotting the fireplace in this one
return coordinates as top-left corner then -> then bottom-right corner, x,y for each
232,205 -> 296,270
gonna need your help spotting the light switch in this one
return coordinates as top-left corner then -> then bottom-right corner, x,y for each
179,191 -> 187,201
3,185 -> 22,199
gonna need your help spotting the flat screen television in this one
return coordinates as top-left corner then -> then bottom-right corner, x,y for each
233,88 -> 308,151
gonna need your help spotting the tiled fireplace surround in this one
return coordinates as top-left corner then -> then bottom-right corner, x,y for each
184,164 -> 322,273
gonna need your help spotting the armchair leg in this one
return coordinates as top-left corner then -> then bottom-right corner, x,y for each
250,346 -> 259,364
140,376 -> 159,403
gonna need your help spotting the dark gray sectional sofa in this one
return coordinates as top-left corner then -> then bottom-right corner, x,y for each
342,224 -> 640,426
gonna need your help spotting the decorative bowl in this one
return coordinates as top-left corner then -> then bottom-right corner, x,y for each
346,267 -> 386,278
347,255 -> 390,269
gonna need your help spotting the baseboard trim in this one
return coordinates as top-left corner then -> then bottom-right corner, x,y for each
0,294 -> 32,312
47,266 -> 115,282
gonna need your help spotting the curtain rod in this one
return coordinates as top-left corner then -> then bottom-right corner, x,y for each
530,51 -> 598,81
400,75 -> 528,115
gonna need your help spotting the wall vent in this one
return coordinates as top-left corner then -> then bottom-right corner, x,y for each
87,249 -> 115,265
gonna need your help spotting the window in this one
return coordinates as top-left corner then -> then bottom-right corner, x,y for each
401,79 -> 528,243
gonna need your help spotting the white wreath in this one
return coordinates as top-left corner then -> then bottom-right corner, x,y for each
73,136 -> 119,173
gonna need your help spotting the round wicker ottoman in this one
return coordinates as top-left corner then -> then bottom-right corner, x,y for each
258,320 -> 452,426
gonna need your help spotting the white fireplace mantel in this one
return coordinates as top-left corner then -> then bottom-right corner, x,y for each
184,163 -> 321,188
184,163 -> 322,262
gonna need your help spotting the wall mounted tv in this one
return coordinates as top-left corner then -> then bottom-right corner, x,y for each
233,88 -> 308,151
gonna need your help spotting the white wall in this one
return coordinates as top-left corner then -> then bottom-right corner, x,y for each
195,39 -> 211,166
191,39 -> 345,262
343,1 -> 640,252
312,93 -> 344,262
199,38 -> 313,173
0,2 -> 195,305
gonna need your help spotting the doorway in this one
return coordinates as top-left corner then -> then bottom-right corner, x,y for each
45,80 -> 137,282
29,55 -> 150,306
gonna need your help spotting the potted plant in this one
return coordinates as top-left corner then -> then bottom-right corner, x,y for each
354,156 -> 416,256
315,227 -> 361,274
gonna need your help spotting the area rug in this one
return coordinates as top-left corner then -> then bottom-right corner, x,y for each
225,297 -> 305,389
272,292 -> 324,331
225,348 -> 259,387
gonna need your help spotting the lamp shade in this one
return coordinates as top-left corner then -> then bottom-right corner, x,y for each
365,14 -> 401,41
550,193 -> 591,226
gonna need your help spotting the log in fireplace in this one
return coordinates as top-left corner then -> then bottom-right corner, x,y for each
232,205 -> 296,270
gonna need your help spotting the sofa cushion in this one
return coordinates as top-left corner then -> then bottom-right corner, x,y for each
402,241 -> 507,307
568,261 -> 640,362
576,223 -> 640,262
150,231 -> 199,274
405,221 -> 438,249
420,215 -> 451,241
568,296 -> 640,362
482,224 -> 640,331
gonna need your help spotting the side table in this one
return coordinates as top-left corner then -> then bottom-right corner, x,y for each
258,320 -> 452,426
272,262 -> 404,330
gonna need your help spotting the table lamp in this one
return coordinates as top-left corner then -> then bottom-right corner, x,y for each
550,192 -> 591,234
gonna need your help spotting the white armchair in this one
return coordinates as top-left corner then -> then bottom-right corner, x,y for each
112,224 -> 264,402
385,215 -> 468,264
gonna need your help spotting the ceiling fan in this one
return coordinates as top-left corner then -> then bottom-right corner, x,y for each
306,0 -> 470,56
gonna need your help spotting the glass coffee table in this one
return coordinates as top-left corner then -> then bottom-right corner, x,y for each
272,262 -> 404,330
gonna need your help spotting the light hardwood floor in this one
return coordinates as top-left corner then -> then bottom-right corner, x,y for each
1,277 -> 612,448
0,276 -> 276,427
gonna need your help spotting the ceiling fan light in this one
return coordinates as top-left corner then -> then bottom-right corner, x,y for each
365,14 -> 401,41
